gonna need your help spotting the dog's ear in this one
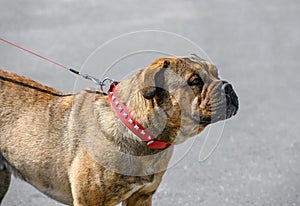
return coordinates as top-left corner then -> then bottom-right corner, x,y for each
141,60 -> 170,99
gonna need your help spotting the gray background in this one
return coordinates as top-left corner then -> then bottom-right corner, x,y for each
0,0 -> 299,205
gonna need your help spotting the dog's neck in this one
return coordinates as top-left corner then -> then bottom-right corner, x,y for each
108,82 -> 171,150
113,74 -> 180,148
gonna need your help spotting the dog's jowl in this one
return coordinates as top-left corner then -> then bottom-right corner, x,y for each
0,55 -> 238,206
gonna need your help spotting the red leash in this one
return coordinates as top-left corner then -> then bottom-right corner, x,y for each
0,37 -> 103,87
0,37 -> 70,70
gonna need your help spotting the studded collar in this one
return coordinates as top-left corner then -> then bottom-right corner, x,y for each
107,82 -> 170,150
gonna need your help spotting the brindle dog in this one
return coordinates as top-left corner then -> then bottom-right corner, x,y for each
0,55 -> 238,206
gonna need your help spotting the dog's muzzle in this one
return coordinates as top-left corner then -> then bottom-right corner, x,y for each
194,81 -> 239,125
221,81 -> 239,119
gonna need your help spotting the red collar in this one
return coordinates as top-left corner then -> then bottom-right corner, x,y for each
107,82 -> 170,150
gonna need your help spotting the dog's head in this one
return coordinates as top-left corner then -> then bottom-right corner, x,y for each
137,55 -> 239,144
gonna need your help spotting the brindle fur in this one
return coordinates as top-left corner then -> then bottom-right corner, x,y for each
0,56 -> 238,205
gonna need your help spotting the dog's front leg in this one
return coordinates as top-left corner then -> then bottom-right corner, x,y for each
0,170 -> 11,204
69,149 -> 120,206
122,192 -> 153,206
71,175 -> 107,206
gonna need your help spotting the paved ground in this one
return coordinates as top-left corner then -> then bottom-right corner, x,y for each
0,0 -> 299,205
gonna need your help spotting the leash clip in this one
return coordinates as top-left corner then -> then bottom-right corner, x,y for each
80,72 -> 115,92
81,73 -> 102,86
99,77 -> 116,91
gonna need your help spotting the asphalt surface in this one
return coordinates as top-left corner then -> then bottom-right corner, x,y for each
0,0 -> 299,205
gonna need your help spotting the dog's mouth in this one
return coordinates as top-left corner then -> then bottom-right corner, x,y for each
191,115 -> 211,125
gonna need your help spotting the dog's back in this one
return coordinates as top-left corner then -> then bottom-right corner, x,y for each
0,69 -> 63,103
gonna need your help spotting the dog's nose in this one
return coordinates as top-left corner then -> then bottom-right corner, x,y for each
221,81 -> 233,97
221,81 -> 239,116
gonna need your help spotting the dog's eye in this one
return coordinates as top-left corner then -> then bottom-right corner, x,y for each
188,76 -> 204,87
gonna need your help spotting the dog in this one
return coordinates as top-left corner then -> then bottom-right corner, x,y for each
0,55 -> 238,206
